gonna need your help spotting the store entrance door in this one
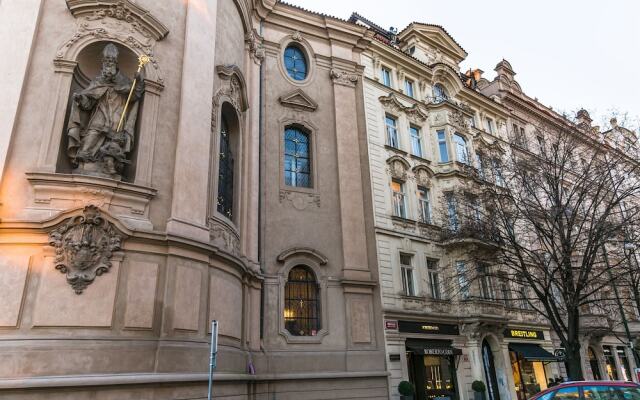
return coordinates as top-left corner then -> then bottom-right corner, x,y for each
482,340 -> 501,400
407,340 -> 460,400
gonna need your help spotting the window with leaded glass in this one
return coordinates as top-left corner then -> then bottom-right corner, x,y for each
284,126 -> 311,188
284,266 -> 320,336
410,125 -> 422,157
217,114 -> 234,219
437,130 -> 449,162
400,253 -> 415,296
386,115 -> 399,148
391,180 -> 407,218
284,45 -> 308,81
427,258 -> 441,300
418,186 -> 432,224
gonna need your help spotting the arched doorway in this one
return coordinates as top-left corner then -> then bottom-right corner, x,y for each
588,347 -> 602,380
483,339 -> 501,400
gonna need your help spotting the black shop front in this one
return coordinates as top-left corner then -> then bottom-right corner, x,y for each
401,321 -> 462,400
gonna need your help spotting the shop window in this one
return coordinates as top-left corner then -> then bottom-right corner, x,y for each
603,346 -> 619,380
284,126 -> 311,188
386,115 -> 399,148
510,348 -> 549,400
418,186 -> 432,224
284,45 -> 308,81
217,113 -> 234,219
284,266 -> 320,336
410,126 -> 423,157
392,180 -> 407,218
483,340 -> 502,400
588,347 -> 603,380
617,347 -> 632,381
400,253 -> 415,296
437,130 -> 449,163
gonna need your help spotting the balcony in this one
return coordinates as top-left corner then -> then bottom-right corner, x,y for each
457,299 -> 508,321
440,220 -> 502,248
581,313 -> 614,336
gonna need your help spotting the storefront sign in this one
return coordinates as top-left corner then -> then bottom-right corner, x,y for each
385,320 -> 398,330
398,321 -> 459,335
423,347 -> 459,356
504,328 -> 544,340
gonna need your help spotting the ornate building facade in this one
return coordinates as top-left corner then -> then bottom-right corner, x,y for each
350,12 -> 640,400
0,1 -> 387,399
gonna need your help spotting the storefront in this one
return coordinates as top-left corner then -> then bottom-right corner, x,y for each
504,328 -> 558,400
400,321 -> 462,400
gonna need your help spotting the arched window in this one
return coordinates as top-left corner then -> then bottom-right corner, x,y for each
432,84 -> 448,103
284,45 -> 308,81
217,113 -> 234,219
284,266 -> 320,336
284,126 -> 311,188
453,133 -> 469,164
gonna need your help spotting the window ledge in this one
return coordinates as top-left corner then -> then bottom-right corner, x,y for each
391,215 -> 416,224
384,145 -> 408,155
410,154 -> 431,164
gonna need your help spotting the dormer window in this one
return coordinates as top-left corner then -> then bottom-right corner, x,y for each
432,84 -> 448,103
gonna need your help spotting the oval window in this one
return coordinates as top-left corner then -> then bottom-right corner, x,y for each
284,45 -> 308,81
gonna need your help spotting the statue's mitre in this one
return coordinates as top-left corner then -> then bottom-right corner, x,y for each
102,43 -> 119,60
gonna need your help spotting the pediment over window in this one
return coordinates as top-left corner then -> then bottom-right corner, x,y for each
279,89 -> 318,112
216,64 -> 249,112
475,134 -> 506,154
65,0 -> 169,41
277,247 -> 328,265
379,93 -> 406,114
412,165 -> 435,187
398,23 -> 467,65
386,155 -> 410,181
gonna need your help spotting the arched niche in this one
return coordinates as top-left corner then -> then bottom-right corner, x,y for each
36,0 -> 167,188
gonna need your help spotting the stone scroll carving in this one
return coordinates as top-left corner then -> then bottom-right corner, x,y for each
48,205 -> 122,294
330,69 -> 359,87
66,43 -> 144,180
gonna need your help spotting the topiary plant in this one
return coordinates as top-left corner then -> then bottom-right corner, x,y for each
472,380 -> 486,393
398,380 -> 415,396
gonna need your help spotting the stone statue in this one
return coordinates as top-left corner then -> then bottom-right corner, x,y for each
67,43 -> 145,179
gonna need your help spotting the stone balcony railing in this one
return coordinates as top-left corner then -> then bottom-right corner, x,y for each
440,220 -> 502,248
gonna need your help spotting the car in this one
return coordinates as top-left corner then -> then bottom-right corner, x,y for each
530,381 -> 640,400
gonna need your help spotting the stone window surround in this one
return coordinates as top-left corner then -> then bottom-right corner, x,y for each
277,32 -> 316,87
379,95 -> 429,158
278,116 -> 319,196
276,248 -> 330,343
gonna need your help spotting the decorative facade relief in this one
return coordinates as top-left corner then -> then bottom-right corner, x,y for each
405,104 -> 428,124
379,93 -> 427,123
279,190 -> 320,210
329,69 -> 359,87
448,109 -> 469,131
278,89 -> 318,112
210,218 -> 240,255
48,205 -> 123,294
245,29 -> 265,63
291,30 -> 303,42
211,65 -> 248,131
387,157 -> 409,181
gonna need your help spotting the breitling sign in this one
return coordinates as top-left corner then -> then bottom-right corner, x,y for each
504,329 -> 544,340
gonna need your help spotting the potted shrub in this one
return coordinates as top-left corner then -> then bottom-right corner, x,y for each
398,380 -> 415,400
472,380 -> 487,400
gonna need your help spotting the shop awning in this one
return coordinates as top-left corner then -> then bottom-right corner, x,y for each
406,339 -> 463,356
508,343 -> 558,362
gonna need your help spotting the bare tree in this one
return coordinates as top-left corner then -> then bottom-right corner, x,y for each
460,118 -> 640,380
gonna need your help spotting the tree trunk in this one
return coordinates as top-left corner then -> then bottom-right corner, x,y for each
564,340 -> 584,381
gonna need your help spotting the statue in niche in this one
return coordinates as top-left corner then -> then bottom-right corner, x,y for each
66,43 -> 145,180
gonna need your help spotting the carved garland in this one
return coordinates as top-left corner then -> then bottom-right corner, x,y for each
379,93 -> 428,123
48,205 -> 122,294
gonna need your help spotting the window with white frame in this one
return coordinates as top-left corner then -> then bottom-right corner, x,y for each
400,253 -> 415,296
427,258 -> 442,300
492,158 -> 504,186
477,263 -> 496,300
381,67 -> 392,87
437,130 -> 449,162
485,118 -> 494,134
410,126 -> 422,157
453,133 -> 469,164
455,260 -> 469,299
475,152 -> 486,179
417,186 -> 432,224
405,79 -> 415,98
445,192 -> 459,231
386,115 -> 399,148
391,180 -> 407,218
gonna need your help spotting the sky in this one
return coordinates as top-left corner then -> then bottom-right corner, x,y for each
286,0 -> 639,130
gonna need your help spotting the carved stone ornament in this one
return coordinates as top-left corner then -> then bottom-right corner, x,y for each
279,189 -> 320,210
279,89 -> 318,112
405,104 -> 428,124
48,205 -> 122,294
379,93 -> 406,114
448,110 -> 468,130
291,30 -> 303,42
211,65 -> 248,130
210,218 -> 240,255
387,158 -> 408,181
245,30 -> 265,63
330,69 -> 359,87
414,167 -> 432,187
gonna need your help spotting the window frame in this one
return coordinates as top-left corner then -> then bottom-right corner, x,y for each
386,115 -> 400,149
381,66 -> 393,87
417,185 -> 432,224
432,83 -> 448,103
405,78 -> 415,98
437,130 -> 450,163
278,36 -> 315,86
453,132 -> 469,164
410,125 -> 423,157
391,179 -> 408,219
427,258 -> 442,300
283,44 -> 308,81
400,253 -> 416,297
284,125 -> 312,189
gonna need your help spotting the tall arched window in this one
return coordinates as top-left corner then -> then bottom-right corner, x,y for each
433,84 -> 448,103
284,266 -> 320,336
453,133 -> 469,164
284,126 -> 311,188
217,113 -> 234,219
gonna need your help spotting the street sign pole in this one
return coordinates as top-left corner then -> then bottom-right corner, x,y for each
207,320 -> 218,400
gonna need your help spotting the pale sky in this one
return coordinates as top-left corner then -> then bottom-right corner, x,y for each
287,0 -> 640,130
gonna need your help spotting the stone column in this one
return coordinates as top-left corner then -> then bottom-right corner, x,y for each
134,80 -> 164,187
166,0 -> 218,242
331,68 -> 370,282
0,0 -> 43,183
